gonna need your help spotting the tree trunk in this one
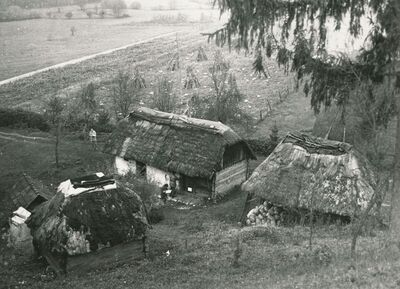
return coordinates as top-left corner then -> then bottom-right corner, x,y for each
55,121 -> 61,168
390,106 -> 400,250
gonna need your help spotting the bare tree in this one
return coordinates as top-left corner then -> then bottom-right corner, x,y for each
45,95 -> 65,169
79,82 -> 98,137
112,70 -> 137,118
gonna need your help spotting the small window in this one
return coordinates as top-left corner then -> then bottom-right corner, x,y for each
136,161 -> 146,177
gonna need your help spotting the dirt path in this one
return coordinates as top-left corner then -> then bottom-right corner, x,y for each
0,30 -> 185,87
0,131 -> 53,143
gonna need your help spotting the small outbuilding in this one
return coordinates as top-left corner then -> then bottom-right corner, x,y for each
10,173 -> 53,211
241,132 -> 377,225
26,173 -> 150,275
104,107 -> 256,199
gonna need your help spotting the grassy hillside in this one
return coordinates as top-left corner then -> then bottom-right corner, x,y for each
1,186 -> 398,288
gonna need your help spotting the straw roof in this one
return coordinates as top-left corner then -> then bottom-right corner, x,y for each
242,132 -> 377,216
27,175 -> 149,258
104,107 -> 255,178
10,174 -> 54,211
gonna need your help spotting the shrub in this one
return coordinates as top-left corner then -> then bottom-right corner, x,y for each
246,125 -> 279,156
130,1 -> 141,9
0,108 -> 50,131
65,11 -> 73,19
93,109 -> 114,133
101,0 -> 127,17
148,208 -> 165,224
151,76 -> 176,113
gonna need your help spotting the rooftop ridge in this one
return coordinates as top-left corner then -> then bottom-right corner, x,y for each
129,107 -> 231,136
283,132 -> 353,155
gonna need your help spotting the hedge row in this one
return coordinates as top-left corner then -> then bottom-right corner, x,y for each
0,108 -> 50,131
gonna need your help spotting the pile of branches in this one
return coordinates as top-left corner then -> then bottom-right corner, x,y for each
167,53 -> 180,71
183,66 -> 200,89
196,46 -> 208,61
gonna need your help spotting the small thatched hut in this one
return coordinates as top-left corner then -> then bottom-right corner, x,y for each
26,173 -> 149,274
241,132 -> 377,224
10,173 -> 53,211
104,107 -> 256,199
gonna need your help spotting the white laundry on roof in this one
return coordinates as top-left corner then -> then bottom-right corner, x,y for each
58,172 -> 117,197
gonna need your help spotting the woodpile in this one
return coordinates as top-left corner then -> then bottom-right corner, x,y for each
245,202 -> 285,226
183,66 -> 200,89
167,53 -> 180,71
196,46 -> 208,61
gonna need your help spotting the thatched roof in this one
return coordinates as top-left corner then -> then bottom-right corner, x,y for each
104,107 -> 255,178
26,174 -> 149,259
10,174 -> 54,211
242,132 -> 377,216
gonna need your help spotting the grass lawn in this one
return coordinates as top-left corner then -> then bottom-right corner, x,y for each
1,187 -> 398,289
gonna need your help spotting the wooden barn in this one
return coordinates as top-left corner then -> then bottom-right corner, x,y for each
104,107 -> 256,199
241,132 -> 378,225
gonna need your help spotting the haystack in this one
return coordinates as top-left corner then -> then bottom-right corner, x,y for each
167,52 -> 180,71
132,67 -> 146,89
196,46 -> 208,61
26,173 -> 149,274
183,65 -> 200,89
242,132 -> 377,223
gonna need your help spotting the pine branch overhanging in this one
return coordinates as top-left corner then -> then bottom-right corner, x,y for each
208,0 -> 400,123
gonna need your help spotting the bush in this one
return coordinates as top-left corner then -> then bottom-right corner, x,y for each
65,11 -> 73,19
148,208 -> 165,224
101,0 -> 127,17
0,108 -> 50,131
246,125 -> 279,156
130,1 -> 141,9
151,76 -> 176,113
93,110 -> 115,133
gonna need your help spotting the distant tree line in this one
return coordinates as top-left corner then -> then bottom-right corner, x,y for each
0,0 -> 98,9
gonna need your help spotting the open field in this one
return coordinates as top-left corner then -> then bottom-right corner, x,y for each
0,3 -> 221,80
0,28 -> 309,140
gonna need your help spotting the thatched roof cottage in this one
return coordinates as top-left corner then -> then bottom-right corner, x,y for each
26,173 -> 149,275
242,132 -> 377,220
104,107 -> 256,199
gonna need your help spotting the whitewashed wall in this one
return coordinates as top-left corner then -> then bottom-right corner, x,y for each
114,156 -> 136,176
146,166 -> 169,187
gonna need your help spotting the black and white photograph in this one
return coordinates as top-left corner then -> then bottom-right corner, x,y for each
0,0 -> 399,288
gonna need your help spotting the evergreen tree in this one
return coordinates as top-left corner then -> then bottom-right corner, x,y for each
210,0 -> 400,249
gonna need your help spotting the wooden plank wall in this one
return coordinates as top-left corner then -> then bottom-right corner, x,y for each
215,160 -> 247,197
